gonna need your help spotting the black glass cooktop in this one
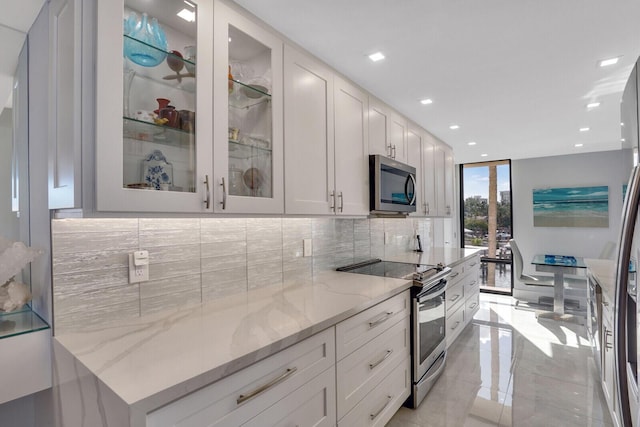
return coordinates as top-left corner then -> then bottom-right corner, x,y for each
336,259 -> 445,283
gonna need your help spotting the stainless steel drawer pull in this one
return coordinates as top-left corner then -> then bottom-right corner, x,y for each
370,395 -> 393,420
369,349 -> 393,370
236,367 -> 297,405
469,302 -> 477,309
449,272 -> 459,278
470,262 -> 477,267
451,320 -> 461,331
603,301 -> 609,307
369,311 -> 394,328
450,294 -> 461,303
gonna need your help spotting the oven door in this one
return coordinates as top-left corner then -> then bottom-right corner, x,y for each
414,279 -> 447,380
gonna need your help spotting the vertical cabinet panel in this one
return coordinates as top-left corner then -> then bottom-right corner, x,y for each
334,77 -> 369,216
213,2 -> 284,213
389,112 -> 407,162
284,45 -> 335,214
435,143 -> 454,217
48,0 -> 82,209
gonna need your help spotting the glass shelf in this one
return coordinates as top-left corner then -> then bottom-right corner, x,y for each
229,78 -> 271,109
124,35 -> 196,94
124,117 -> 194,146
0,308 -> 49,340
229,139 -> 272,159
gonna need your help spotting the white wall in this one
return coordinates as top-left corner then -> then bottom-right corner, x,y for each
512,150 -> 627,270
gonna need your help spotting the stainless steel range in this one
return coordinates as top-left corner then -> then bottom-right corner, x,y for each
337,259 -> 451,408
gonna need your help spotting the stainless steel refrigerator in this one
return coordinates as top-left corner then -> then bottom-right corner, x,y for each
615,56 -> 640,427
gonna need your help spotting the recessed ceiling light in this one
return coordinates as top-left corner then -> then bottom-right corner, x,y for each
420,98 -> 433,105
480,154 -> 488,157
586,102 -> 601,109
579,127 -> 590,132
177,8 -> 196,22
368,52 -> 385,62
575,143 -> 584,147
598,56 -> 621,67
449,124 -> 460,130
468,142 -> 477,146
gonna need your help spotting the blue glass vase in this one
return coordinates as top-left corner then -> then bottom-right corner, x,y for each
123,13 -> 168,67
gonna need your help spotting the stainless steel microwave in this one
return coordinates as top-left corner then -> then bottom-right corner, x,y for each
369,155 -> 417,214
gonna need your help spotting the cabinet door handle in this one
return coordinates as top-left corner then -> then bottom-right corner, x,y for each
369,349 -> 393,370
369,311 -> 394,329
219,177 -> 227,210
338,191 -> 343,213
329,190 -> 335,212
426,202 -> 430,215
450,294 -> 461,303
450,320 -> 461,331
603,301 -> 609,307
203,175 -> 211,209
236,367 -> 297,405
370,395 -> 393,420
605,328 -> 613,350
387,144 -> 393,158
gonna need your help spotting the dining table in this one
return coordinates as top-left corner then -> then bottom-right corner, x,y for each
531,254 -> 587,321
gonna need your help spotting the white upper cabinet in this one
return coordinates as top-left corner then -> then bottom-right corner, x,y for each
368,98 -> 407,162
406,125 -> 423,217
333,76 -> 369,216
95,0 -> 213,212
212,1 -> 284,213
435,143 -> 454,217
422,132 -> 437,217
284,45 -> 335,214
284,48 -> 369,215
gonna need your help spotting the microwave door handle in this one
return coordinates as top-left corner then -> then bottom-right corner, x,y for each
405,173 -> 417,205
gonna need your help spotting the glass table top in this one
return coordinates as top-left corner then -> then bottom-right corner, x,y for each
531,254 -> 587,268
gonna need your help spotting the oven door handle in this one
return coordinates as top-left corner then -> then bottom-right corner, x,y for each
417,280 -> 447,303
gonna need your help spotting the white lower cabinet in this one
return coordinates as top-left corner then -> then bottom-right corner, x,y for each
336,316 -> 410,419
446,254 -> 481,348
338,356 -> 411,427
146,328 -> 335,427
601,292 -> 620,427
241,367 -> 336,427
336,290 -> 411,425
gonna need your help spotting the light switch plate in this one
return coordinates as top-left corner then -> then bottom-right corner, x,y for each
303,239 -> 312,257
129,251 -> 149,283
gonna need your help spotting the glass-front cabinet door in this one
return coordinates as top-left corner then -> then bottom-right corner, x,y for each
212,1 -> 283,213
95,0 -> 213,212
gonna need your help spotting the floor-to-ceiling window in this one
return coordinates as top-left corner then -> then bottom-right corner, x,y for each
461,160 -> 513,294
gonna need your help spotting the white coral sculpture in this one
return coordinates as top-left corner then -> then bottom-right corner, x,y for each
0,236 -> 43,312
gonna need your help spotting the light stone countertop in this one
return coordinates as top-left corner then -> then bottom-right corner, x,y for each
384,247 -> 482,266
53,270 -> 413,418
584,258 -> 616,301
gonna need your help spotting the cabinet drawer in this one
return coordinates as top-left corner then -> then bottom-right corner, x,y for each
338,356 -> 411,427
464,254 -> 480,273
446,303 -> 465,348
241,367 -> 336,427
336,290 -> 410,361
446,279 -> 465,315
463,273 -> 479,297
146,328 -> 335,427
466,291 -> 480,318
447,262 -> 464,286
336,316 -> 409,419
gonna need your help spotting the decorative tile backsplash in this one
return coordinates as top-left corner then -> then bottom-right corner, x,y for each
51,217 -> 432,334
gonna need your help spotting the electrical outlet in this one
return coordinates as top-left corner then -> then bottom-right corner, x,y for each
303,239 -> 312,257
129,250 -> 149,283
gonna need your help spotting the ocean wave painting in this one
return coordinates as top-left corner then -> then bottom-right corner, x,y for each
532,185 -> 609,227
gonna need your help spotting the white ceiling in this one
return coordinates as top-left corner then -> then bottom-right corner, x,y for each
232,0 -> 640,164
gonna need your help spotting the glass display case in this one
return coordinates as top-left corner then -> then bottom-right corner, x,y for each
122,0 -> 197,194
213,2 -> 283,213
227,25 -> 273,199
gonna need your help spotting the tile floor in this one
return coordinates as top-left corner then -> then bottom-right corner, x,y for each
387,293 -> 614,427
